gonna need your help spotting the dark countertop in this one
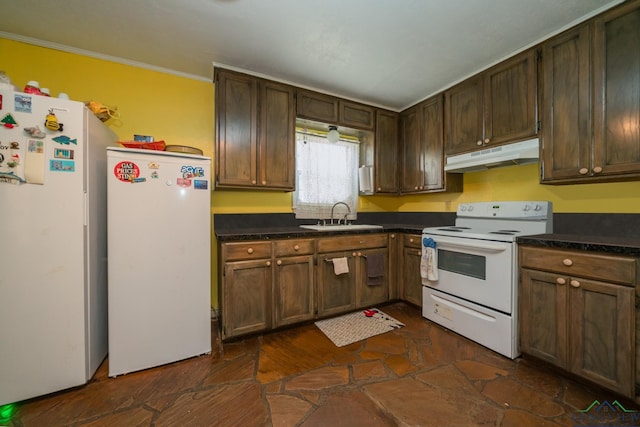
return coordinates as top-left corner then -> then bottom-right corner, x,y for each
517,234 -> 640,257
215,224 -> 428,242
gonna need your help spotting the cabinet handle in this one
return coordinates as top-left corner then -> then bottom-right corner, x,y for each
357,252 -> 362,257
556,277 -> 566,285
409,238 -> 414,243
247,248 -> 254,254
570,279 -> 580,288
562,258 -> 573,266
414,186 -> 419,190
276,260 -> 282,266
579,168 -> 589,175
293,245 -> 300,251
266,261 -> 271,266
390,234 -> 395,239
592,166 -> 603,174
377,187 -> 382,191
251,179 -> 257,184
261,180 -> 267,185
484,138 -> 490,144
476,140 -> 483,146
352,252 -> 357,257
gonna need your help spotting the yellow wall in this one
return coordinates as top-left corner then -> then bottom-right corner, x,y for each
4,37 -> 640,309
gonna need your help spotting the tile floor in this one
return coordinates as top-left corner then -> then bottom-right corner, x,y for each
3,302 -> 639,426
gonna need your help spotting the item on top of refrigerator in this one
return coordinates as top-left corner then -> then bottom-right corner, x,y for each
164,145 -> 203,155
44,110 -> 63,131
24,80 -> 41,95
119,140 -> 166,151
85,101 -> 119,122
133,134 -> 154,142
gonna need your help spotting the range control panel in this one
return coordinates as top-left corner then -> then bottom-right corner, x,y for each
457,201 -> 552,219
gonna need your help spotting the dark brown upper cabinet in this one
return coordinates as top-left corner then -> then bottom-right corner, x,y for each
400,95 -> 462,194
373,109 -> 399,194
215,68 -> 295,190
296,89 -> 375,130
445,49 -> 538,156
541,0 -> 640,184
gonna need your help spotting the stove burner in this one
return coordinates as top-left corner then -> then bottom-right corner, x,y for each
489,229 -> 521,235
437,226 -> 471,232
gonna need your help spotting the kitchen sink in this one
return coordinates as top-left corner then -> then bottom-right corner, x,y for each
300,224 -> 384,231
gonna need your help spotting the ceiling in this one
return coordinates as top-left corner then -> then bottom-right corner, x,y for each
0,0 -> 624,111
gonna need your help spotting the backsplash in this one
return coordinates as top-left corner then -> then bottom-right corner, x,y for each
214,212 -> 640,239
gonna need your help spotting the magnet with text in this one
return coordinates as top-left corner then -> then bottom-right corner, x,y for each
113,161 -> 141,182
1,113 -> 18,129
52,135 -> 77,145
194,179 -> 208,190
14,94 -> 32,113
180,165 -> 205,179
44,110 -> 63,131
54,148 -> 74,159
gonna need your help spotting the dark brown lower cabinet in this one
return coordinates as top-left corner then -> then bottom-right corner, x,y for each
401,234 -> 423,307
273,254 -> 315,327
519,246 -> 637,398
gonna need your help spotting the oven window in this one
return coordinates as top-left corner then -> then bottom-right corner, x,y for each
438,249 -> 486,280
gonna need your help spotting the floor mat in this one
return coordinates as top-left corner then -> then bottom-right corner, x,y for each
315,308 -> 405,347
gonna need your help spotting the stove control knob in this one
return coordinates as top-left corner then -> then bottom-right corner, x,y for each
533,204 -> 542,211
523,205 -> 531,211
460,205 -> 467,212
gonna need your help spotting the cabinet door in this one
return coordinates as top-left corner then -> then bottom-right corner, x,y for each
317,252 -> 357,317
402,246 -> 423,307
356,248 -> 389,308
296,90 -> 339,123
484,49 -> 538,147
215,70 -> 258,187
222,259 -> 272,339
259,81 -> 295,190
592,1 -> 640,178
568,278 -> 635,397
400,104 -> 422,193
519,269 -> 568,369
541,25 -> 592,182
444,75 -> 484,155
340,100 -> 375,130
420,95 -> 444,191
274,255 -> 315,327
374,110 -> 399,193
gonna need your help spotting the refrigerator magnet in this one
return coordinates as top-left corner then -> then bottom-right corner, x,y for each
24,126 -> 46,138
151,171 -> 158,179
113,161 -> 140,182
52,135 -> 77,145
50,159 -> 75,172
194,180 -> 208,190
180,165 -> 205,179
1,113 -> 18,129
14,94 -> 32,113
44,110 -> 63,131
177,178 -> 191,188
54,148 -> 74,159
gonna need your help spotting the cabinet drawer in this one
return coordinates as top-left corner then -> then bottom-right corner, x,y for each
403,234 -> 422,248
274,239 -> 315,256
223,241 -> 272,261
519,246 -> 637,285
317,234 -> 387,253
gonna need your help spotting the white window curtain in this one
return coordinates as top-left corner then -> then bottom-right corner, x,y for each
293,131 -> 358,220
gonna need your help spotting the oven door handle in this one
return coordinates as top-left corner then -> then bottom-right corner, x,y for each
426,236 -> 507,253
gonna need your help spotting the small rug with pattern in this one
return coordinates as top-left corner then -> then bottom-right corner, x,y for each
315,308 -> 405,347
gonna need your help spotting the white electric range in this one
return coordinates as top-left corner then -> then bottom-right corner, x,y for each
421,201 -> 553,358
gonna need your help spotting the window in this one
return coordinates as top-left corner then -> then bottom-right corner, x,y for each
293,130 -> 358,220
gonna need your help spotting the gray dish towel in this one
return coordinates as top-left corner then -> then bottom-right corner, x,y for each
366,252 -> 385,286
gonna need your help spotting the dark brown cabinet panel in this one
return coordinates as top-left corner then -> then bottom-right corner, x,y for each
374,109 -> 399,194
215,70 -> 258,187
317,251 -> 357,317
519,245 -> 637,398
401,234 -> 423,307
445,49 -> 538,156
356,248 -> 389,308
274,254 -> 315,327
296,90 -> 339,124
540,25 -> 592,182
542,0 -> 640,183
401,95 -> 462,194
215,68 -> 295,190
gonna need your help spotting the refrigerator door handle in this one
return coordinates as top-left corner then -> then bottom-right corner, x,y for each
83,191 -> 88,227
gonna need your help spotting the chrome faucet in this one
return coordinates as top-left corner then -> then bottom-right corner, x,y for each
330,202 -> 351,225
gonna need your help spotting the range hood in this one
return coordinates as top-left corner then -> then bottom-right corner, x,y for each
444,138 -> 540,173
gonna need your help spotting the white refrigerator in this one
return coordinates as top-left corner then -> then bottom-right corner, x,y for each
0,89 -> 117,406
106,147 -> 211,377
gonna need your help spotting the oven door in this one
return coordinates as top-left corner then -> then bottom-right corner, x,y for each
421,234 -> 515,314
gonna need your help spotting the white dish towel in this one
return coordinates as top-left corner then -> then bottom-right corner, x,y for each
332,257 -> 349,275
420,238 -> 438,281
